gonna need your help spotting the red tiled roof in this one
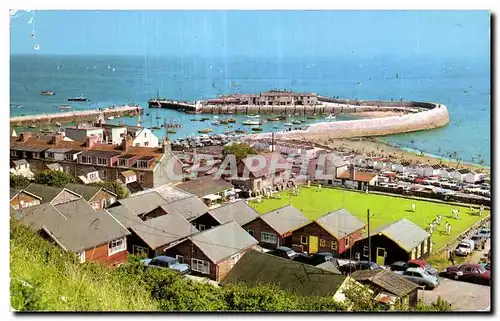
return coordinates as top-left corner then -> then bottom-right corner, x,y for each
337,171 -> 378,183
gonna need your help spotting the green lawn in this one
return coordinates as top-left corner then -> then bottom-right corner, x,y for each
250,187 -> 489,251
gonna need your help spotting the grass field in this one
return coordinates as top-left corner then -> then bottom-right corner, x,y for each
250,187 -> 489,251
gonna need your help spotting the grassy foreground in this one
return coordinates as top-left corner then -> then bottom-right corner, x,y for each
10,221 -> 157,311
250,187 -> 489,250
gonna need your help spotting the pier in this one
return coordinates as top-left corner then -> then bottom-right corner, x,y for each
10,105 -> 143,127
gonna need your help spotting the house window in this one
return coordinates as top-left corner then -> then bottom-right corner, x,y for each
65,154 -> 74,161
32,152 -> 39,159
78,251 -> 86,263
176,255 -> 184,263
345,237 -> 350,248
46,152 -> 55,159
320,239 -> 326,247
247,229 -> 254,237
138,160 -> 149,169
81,156 -> 92,164
11,150 -> 17,157
191,258 -> 210,274
230,253 -> 240,268
138,173 -> 145,183
363,246 -> 369,257
118,159 -> 128,167
97,157 -> 108,165
331,241 -> 337,250
261,232 -> 277,244
199,224 -> 206,232
88,172 -> 98,180
144,141 -> 149,147
300,236 -> 308,245
132,245 -> 148,257
108,236 -> 126,256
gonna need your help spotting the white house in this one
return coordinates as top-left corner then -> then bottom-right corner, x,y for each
438,167 -> 453,179
130,128 -> 159,148
465,171 -> 485,184
78,166 -> 102,185
10,159 -> 35,179
107,127 -> 128,145
392,161 -> 411,174
354,156 -> 369,168
373,158 -> 384,170
381,159 -> 393,171
423,164 -> 442,177
412,164 -> 427,177
120,170 -> 137,184
451,168 -> 470,182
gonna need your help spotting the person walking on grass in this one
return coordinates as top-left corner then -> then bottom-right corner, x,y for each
449,248 -> 456,266
411,203 -> 416,213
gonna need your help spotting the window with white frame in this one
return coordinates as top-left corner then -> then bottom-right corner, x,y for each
138,173 -> 145,183
300,236 -> 308,245
191,258 -> 210,274
46,152 -> 55,159
144,141 -> 149,147
11,150 -> 17,157
32,152 -> 39,159
137,160 -> 149,168
88,172 -> 98,180
108,236 -> 126,256
331,241 -> 337,250
261,232 -> 277,244
118,159 -> 128,167
363,246 -> 369,258
176,255 -> 184,263
97,157 -> 108,165
320,239 -> 326,247
247,229 -> 254,237
230,253 -> 240,268
345,237 -> 351,248
81,156 -> 92,164
65,154 -> 74,161
199,224 -> 206,232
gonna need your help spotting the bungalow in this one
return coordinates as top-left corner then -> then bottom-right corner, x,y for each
13,199 -> 131,266
354,156 -> 369,168
165,221 -> 259,282
337,166 -> 378,190
10,188 -> 42,210
465,171 -> 485,184
24,183 -> 82,205
352,218 -> 432,266
412,164 -> 427,177
351,270 -> 419,310
291,208 -> 365,255
10,159 -> 35,179
366,158 -> 379,169
191,200 -> 260,232
423,164 -> 442,178
381,159 -> 394,171
78,166 -> 102,184
120,170 -> 137,185
176,175 -> 235,207
392,161 -> 411,174
65,183 -> 117,210
222,250 -> 355,302
451,168 -> 470,182
372,158 -> 385,170
438,167 -> 454,179
107,204 -> 198,258
242,205 -> 311,250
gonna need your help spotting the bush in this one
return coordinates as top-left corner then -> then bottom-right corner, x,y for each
34,170 -> 75,187
10,174 -> 31,189
223,143 -> 257,161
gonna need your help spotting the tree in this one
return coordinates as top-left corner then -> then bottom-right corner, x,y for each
10,174 -> 31,189
90,181 -> 129,199
415,296 -> 452,311
34,170 -> 75,187
223,143 -> 257,162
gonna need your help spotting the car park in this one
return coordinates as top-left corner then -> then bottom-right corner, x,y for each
389,260 -> 438,277
441,264 -> 490,286
397,267 -> 440,290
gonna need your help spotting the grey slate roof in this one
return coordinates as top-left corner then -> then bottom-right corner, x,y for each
208,201 -> 259,226
65,183 -> 105,201
191,221 -> 258,263
222,250 -> 347,297
316,261 -> 342,275
12,159 -> 29,166
46,163 -> 63,171
351,270 -> 418,297
369,218 -> 430,252
79,166 -> 98,174
13,199 -> 130,252
176,176 -> 234,198
24,184 -> 64,204
161,196 -> 209,221
108,205 -> 198,250
260,205 -> 311,236
10,188 -> 21,200
118,191 -> 169,216
315,208 -> 365,239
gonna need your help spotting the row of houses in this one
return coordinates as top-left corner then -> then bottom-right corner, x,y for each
354,156 -> 486,183
10,132 -> 183,189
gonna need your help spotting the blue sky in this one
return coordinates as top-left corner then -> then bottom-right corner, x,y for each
10,10 -> 490,59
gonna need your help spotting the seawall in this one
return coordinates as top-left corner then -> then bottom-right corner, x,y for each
10,105 -> 143,127
246,102 -> 450,140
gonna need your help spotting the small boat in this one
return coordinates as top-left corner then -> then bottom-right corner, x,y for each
41,127 -> 53,133
284,123 -> 293,127
242,120 -> 260,126
226,125 -> 233,128
291,120 -> 302,125
201,117 -> 210,121
107,116 -> 115,120
28,124 -> 36,128
251,127 -> 263,132
191,118 -> 201,122
156,116 -> 162,119
58,105 -> 72,110
167,128 -> 177,134
235,129 -> 248,134
41,90 -> 55,96
145,113 -> 150,116
198,128 -> 213,134
219,119 -> 229,125
67,95 -> 87,102
55,122 -> 62,127
227,118 -> 236,123
246,114 -> 260,118
212,120 -> 221,125
152,126 -> 161,130
267,117 -> 280,121
325,114 -> 336,121
273,125 -> 280,129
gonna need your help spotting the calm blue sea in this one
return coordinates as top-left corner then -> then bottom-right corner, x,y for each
10,55 -> 490,166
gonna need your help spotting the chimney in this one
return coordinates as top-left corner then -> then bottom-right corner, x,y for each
51,133 -> 64,145
86,134 -> 98,149
162,138 -> 171,154
121,135 -> 134,152
19,132 -> 32,143
349,164 -> 356,180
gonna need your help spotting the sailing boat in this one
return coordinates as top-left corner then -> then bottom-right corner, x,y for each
283,114 -> 293,127
167,117 -> 177,133
152,109 -> 161,130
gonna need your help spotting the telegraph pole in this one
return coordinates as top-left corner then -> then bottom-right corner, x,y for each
367,209 -> 371,263
271,132 -> 275,189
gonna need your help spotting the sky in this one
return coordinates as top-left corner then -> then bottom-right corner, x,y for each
10,10 -> 490,59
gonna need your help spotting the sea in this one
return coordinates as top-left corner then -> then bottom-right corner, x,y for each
10,54 -> 491,166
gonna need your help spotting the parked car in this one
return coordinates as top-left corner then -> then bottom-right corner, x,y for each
455,240 -> 474,256
396,267 -> 439,290
441,264 -> 490,286
268,246 -> 303,260
477,228 -> 491,239
389,260 -> 438,277
293,252 -> 337,266
339,261 -> 383,275
484,262 -> 490,271
141,256 -> 190,275
470,234 -> 487,250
